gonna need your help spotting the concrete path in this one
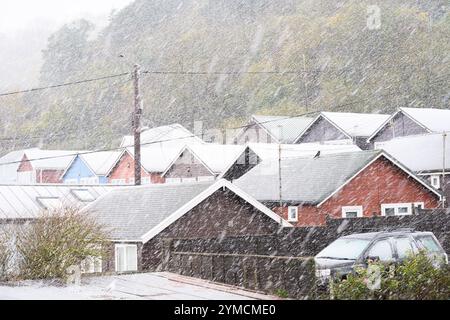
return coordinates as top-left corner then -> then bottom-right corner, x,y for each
0,272 -> 277,300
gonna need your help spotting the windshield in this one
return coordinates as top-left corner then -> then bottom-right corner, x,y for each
316,238 -> 371,260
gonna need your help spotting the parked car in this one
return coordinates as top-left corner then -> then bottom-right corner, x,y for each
314,229 -> 448,287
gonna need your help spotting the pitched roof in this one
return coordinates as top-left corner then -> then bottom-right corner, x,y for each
0,148 -> 39,184
24,149 -> 83,170
375,132 -> 450,172
400,108 -> 450,132
250,115 -> 313,143
368,108 -> 450,142
163,143 -> 244,175
80,151 -> 123,176
86,179 -> 291,242
295,112 -> 390,142
126,142 -> 186,173
120,123 -> 203,147
0,185 -> 113,219
234,150 -> 440,204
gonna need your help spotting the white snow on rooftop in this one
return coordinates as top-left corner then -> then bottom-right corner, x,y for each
400,107 -> 450,132
120,123 -> 203,147
0,185 -> 113,219
251,115 -> 313,143
247,142 -> 361,161
186,143 -> 244,173
127,142 -> 186,173
375,132 -> 450,172
25,149 -> 83,170
321,112 -> 390,137
0,148 -> 39,184
80,151 -> 123,176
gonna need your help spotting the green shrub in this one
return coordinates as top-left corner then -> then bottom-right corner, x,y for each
331,252 -> 450,300
16,207 -> 109,281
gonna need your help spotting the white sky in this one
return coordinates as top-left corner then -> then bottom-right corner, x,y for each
0,0 -> 134,32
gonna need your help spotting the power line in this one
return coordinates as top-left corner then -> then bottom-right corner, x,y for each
0,72 -> 131,97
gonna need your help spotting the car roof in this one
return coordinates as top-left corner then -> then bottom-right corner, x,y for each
341,230 -> 431,240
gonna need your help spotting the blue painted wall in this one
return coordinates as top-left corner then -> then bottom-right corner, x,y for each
62,155 -> 108,184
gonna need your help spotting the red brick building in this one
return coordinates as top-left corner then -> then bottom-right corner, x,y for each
235,150 -> 442,226
16,150 -> 78,184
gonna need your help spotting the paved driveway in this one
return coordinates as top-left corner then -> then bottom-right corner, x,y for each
0,272 -> 274,300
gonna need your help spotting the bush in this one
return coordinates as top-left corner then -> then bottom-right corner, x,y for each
0,228 -> 12,281
331,252 -> 450,300
16,207 -> 109,281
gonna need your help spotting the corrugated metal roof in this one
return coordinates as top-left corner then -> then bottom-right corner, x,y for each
320,112 -> 390,137
0,185 -> 114,219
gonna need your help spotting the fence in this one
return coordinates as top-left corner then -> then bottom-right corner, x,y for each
162,239 -> 316,298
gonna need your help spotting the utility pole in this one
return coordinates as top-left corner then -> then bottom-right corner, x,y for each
278,132 -> 283,225
442,132 -> 447,208
133,64 -> 143,186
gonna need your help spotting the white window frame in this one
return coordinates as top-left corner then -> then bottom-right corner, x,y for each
110,178 -> 126,185
413,202 -> 425,211
381,203 -> 412,216
115,244 -> 138,272
128,177 -> 135,185
341,205 -> 363,218
287,206 -> 298,222
64,178 -> 78,185
430,175 -> 440,189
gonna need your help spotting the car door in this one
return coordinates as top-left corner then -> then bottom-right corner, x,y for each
393,236 -> 418,262
365,238 -> 395,264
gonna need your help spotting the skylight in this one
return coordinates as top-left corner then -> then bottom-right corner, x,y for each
36,197 -> 63,210
70,189 -> 96,202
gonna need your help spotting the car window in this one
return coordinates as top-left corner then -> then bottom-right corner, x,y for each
415,235 -> 441,253
367,240 -> 393,261
395,237 -> 416,259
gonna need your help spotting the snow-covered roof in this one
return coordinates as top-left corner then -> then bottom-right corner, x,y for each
234,150 -> 440,204
0,185 -> 114,219
250,115 -> 313,143
24,149 -> 83,170
0,148 -> 39,184
85,179 -> 291,242
126,142 -> 186,173
321,112 -> 390,137
80,151 -> 123,176
399,108 -> 450,132
120,123 -> 204,147
367,108 -> 450,142
248,142 -> 361,161
374,132 -> 450,172
179,143 -> 244,174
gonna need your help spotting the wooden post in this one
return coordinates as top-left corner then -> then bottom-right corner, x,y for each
133,64 -> 142,185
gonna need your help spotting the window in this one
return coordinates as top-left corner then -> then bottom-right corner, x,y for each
81,256 -> 102,273
142,177 -> 151,185
88,177 -> 99,185
316,238 -> 371,260
111,179 -> 126,185
381,203 -> 412,216
128,178 -> 135,185
166,178 -> 182,184
367,240 -> 393,262
395,237 -> 416,259
287,206 -> 298,222
197,176 -> 215,182
115,244 -> 138,272
181,177 -> 197,183
430,175 -> 440,189
36,197 -> 63,210
70,189 -> 96,202
415,236 -> 441,253
64,178 -> 78,185
342,206 -> 363,218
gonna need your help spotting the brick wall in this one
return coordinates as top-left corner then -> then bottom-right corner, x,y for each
272,157 -> 441,226
107,151 -> 164,184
